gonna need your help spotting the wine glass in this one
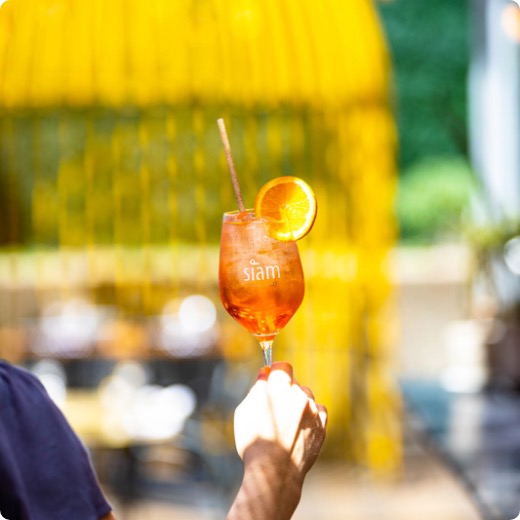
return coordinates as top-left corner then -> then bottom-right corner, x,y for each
218,209 -> 304,367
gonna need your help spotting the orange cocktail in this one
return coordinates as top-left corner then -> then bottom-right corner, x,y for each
217,116 -> 316,367
218,210 -> 304,366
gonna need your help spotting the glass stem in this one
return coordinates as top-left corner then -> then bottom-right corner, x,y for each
259,340 -> 273,368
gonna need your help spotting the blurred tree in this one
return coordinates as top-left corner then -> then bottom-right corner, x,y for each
377,0 -> 470,171
397,156 -> 475,243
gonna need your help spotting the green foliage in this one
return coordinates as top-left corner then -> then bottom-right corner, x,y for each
377,0 -> 469,170
397,156 -> 476,243
377,0 -> 472,243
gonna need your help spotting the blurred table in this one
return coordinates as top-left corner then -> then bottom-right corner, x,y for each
401,380 -> 520,520
63,389 -> 136,448
55,357 -> 243,510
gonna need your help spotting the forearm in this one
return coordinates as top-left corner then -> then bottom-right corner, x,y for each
227,443 -> 304,520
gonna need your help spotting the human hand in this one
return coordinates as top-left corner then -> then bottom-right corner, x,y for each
228,362 -> 327,520
234,361 -> 327,477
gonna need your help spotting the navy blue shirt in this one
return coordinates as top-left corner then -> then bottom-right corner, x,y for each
0,361 -> 112,520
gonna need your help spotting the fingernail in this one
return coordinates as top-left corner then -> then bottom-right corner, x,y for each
257,367 -> 269,381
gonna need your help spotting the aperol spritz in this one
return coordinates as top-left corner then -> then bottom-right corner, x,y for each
218,210 -> 304,367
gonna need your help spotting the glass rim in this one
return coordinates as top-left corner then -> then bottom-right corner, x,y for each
222,209 -> 274,223
223,209 -> 254,216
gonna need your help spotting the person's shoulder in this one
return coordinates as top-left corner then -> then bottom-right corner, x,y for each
0,360 -> 63,434
0,360 -> 39,383
0,360 -> 47,399
0,360 -> 28,375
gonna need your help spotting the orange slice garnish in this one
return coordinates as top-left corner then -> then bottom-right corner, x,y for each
254,176 -> 317,241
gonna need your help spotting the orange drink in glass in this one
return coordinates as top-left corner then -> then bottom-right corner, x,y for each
218,210 -> 304,366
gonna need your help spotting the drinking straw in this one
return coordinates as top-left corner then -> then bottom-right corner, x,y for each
217,118 -> 246,212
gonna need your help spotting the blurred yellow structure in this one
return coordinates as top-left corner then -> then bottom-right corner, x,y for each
0,0 -> 400,472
